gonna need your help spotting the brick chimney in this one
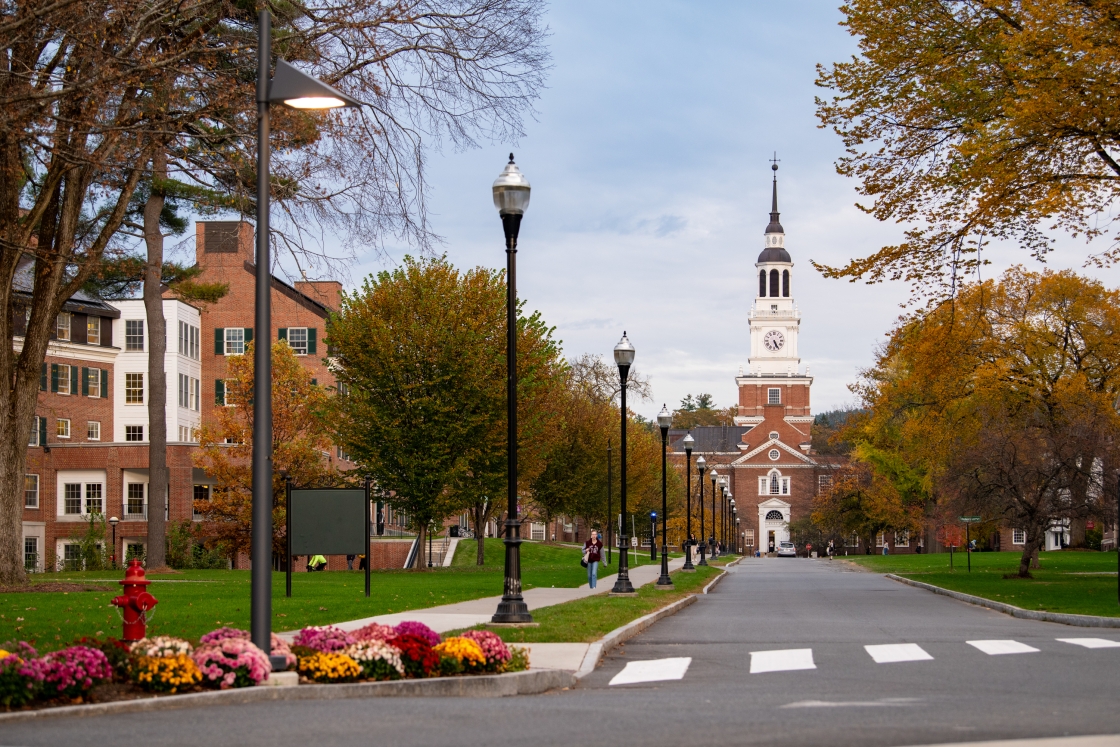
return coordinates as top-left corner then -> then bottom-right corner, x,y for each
295,280 -> 343,311
196,221 -> 254,267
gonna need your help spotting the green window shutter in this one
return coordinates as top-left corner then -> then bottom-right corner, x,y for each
81,367 -> 89,396
40,364 -> 47,391
244,327 -> 253,344
307,328 -> 317,355
70,365 -> 78,394
100,369 -> 109,398
278,328 -> 287,341
215,328 -> 225,355
215,379 -> 225,406
51,364 -> 58,393
39,416 -> 47,446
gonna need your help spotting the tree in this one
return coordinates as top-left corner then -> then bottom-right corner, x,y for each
671,392 -> 735,429
816,1 -> 1120,295
1,0 -> 550,584
193,341 -> 345,560
329,256 -> 565,569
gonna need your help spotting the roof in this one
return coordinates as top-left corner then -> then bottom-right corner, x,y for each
668,426 -> 749,454
12,255 -> 121,318
757,247 -> 791,263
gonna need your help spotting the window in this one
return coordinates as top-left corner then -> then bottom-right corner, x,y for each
895,531 -> 910,547
24,537 -> 38,571
125,320 -> 145,350
178,321 -> 201,360
1012,528 -> 1026,545
770,473 -> 780,495
56,312 -> 71,341
765,510 -> 784,521
762,471 -> 791,496
86,368 -> 101,398
179,375 -> 200,410
767,388 -> 781,405
876,533 -> 885,547
192,378 -> 200,411
63,543 -> 82,571
126,373 -> 144,403
125,543 -> 145,562
179,373 -> 188,408
845,533 -> 859,547
56,418 -> 70,439
287,327 -> 308,355
56,364 -> 71,395
127,483 -> 146,517
87,421 -> 100,441
768,448 -> 780,461
193,484 -> 210,520
744,530 -> 755,547
125,425 -> 144,442
85,483 -> 102,514
224,327 -> 245,355
24,475 -> 39,508
29,416 -> 39,447
64,483 -> 82,514
768,431 -> 779,440
818,475 -> 832,495
86,317 -> 100,345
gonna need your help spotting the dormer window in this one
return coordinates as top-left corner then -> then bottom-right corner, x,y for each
769,431 -> 779,440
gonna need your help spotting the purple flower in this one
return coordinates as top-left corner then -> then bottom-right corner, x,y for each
393,621 -> 440,647
40,646 -> 112,698
292,626 -> 356,653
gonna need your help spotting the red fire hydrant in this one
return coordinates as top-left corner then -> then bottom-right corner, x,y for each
111,558 -> 159,641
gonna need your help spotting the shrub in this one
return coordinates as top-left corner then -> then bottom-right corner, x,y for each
133,654 -> 202,694
193,638 -> 270,689
352,622 -> 396,643
393,621 -> 440,647
459,630 -> 511,671
199,627 -> 295,668
298,652 -> 361,683
344,642 -> 404,681
293,626 -> 356,653
388,634 -> 439,678
433,637 -> 486,674
0,643 -> 46,708
505,645 -> 530,673
130,636 -> 193,658
167,521 -> 230,570
40,646 -> 112,699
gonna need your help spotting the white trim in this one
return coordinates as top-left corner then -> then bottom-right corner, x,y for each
733,438 -> 817,465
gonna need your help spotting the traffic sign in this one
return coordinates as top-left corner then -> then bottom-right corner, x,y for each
959,516 -> 982,523
631,537 -> 638,547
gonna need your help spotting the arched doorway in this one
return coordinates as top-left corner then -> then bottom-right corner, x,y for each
757,498 -> 791,555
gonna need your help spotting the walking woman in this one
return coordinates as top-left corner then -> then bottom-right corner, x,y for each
584,530 -> 604,589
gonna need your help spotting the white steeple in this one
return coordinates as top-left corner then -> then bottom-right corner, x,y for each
748,159 -> 800,375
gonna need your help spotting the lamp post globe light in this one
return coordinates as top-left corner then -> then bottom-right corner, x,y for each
682,433 -> 695,571
709,468 -> 719,558
696,457 -> 707,566
656,405 -> 674,588
252,10 -> 359,669
610,332 -> 637,596
491,154 -> 533,624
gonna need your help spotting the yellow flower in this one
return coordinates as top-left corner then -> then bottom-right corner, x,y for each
297,652 -> 361,683
433,637 -> 485,667
134,655 -> 202,694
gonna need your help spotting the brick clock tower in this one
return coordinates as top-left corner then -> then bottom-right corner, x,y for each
727,163 -> 828,555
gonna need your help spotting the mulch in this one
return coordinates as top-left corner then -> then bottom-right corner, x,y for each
0,583 -> 114,594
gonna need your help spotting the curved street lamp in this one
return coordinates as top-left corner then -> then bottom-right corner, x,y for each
611,332 -> 637,595
696,456 -> 707,566
682,433 -> 695,571
656,405 -> 674,588
491,155 -> 533,624
252,10 -> 360,669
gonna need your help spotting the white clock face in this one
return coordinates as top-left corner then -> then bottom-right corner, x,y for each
763,330 -> 785,352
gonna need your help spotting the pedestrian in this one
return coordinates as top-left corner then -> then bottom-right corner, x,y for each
308,554 -> 327,572
583,530 -> 604,589
882,540 -> 889,556
346,554 -> 355,570
358,554 -> 367,571
827,539 -> 835,560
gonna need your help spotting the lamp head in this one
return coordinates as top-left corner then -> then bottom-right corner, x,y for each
710,468 -> 718,484
269,60 -> 361,109
109,516 -> 119,526
657,404 -> 672,432
492,154 -> 531,216
613,331 -> 636,369
695,455 -> 706,473
682,432 -> 694,455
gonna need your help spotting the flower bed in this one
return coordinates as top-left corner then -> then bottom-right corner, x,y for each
1,620 -> 529,712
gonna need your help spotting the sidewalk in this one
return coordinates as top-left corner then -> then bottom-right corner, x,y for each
281,555 -> 688,671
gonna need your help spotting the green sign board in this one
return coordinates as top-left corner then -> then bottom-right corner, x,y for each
959,516 -> 982,523
289,489 -> 368,555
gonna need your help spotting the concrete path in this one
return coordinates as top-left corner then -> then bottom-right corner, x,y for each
285,555 -> 687,671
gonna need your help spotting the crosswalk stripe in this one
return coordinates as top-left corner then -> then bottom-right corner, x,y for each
1056,638 -> 1120,649
609,657 -> 692,686
865,643 -> 933,663
749,648 -> 816,674
966,639 -> 1040,656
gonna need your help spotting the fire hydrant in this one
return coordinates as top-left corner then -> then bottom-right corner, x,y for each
111,558 -> 158,641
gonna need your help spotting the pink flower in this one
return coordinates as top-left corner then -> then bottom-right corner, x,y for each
293,626 -> 356,653
352,622 -> 396,643
393,621 -> 440,647
460,630 -> 511,665
192,638 -> 270,689
199,626 -> 295,667
40,646 -> 111,698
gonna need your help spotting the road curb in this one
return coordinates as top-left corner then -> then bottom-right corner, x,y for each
886,573 -> 1120,628
0,669 -> 574,724
574,566 -> 728,680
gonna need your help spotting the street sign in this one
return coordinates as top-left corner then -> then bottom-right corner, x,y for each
959,516 -> 982,523
631,537 -> 638,547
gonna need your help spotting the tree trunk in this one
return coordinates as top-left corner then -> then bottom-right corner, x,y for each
1018,535 -> 1041,578
415,523 -> 427,570
471,502 -> 486,565
143,150 -> 169,570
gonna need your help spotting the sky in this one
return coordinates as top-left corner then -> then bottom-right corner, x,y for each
265,1 -> 1120,419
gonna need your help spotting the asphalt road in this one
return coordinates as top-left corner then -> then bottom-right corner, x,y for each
5,558 -> 1120,747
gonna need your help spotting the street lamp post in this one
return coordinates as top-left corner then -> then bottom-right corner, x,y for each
606,439 -> 612,566
109,516 -> 119,568
611,332 -> 637,595
491,155 -> 533,624
697,457 -> 707,566
682,433 -> 695,571
252,10 -> 359,668
656,405 -> 674,588
709,469 -> 718,558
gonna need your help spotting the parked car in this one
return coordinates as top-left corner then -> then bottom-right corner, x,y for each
776,541 -> 797,557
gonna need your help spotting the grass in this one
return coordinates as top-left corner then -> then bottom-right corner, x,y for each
844,550 -> 1120,618
1,541 -> 598,651
455,556 -> 735,644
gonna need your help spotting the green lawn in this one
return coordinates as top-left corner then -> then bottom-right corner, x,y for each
844,550 -> 1120,618
1,542 -> 592,652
